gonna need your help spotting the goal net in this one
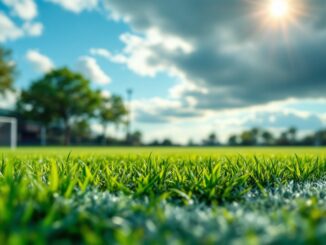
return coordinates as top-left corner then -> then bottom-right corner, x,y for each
0,117 -> 17,149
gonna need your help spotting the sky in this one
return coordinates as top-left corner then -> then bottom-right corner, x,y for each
0,0 -> 326,144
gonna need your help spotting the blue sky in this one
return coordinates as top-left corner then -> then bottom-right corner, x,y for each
1,1 -> 175,98
1,0 -> 326,143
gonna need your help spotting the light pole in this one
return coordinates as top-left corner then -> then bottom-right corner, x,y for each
126,88 -> 133,142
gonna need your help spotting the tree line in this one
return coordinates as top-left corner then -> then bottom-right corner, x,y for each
195,127 -> 326,147
1,46 -> 132,145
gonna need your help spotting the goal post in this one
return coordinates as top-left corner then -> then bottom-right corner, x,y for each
0,116 -> 17,150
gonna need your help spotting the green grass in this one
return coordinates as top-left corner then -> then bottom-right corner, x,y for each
0,147 -> 325,244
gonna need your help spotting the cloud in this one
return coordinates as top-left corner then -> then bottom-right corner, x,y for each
0,91 -> 17,110
132,97 -> 204,124
242,112 -> 324,131
48,0 -> 99,13
0,12 -> 23,42
26,50 -> 55,73
90,29 -> 193,77
77,56 -> 111,85
23,22 -> 43,36
104,0 -> 326,110
0,12 -> 43,43
90,48 -> 127,64
3,0 -> 37,21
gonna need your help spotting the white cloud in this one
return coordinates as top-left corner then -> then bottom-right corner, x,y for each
90,28 -> 193,78
26,50 -> 55,73
23,22 -> 43,36
48,0 -> 99,13
90,48 -> 127,64
0,12 -> 43,43
77,56 -> 111,85
0,12 -> 23,42
3,0 -> 37,21
0,91 -> 17,110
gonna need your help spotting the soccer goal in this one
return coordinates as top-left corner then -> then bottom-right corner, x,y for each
0,116 -> 17,149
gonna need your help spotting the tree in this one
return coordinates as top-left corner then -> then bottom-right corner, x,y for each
261,130 -> 274,145
98,95 -> 127,144
276,131 -> 290,145
287,127 -> 297,145
315,130 -> 326,146
128,130 -> 142,146
187,139 -> 195,146
71,119 -> 91,144
0,47 -> 16,94
228,135 -> 238,146
240,129 -> 259,146
18,68 -> 101,145
203,132 -> 219,146
162,138 -> 173,146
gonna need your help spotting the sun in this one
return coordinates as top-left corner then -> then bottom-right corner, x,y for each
269,0 -> 289,18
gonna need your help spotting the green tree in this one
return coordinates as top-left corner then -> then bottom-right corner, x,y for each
261,130 -> 274,145
240,129 -> 258,146
18,68 -> 101,145
315,130 -> 326,146
0,47 -> 16,94
228,135 -> 238,146
277,131 -> 290,145
203,132 -> 219,146
71,119 -> 91,144
98,94 -> 127,144
287,127 -> 297,145
128,130 -> 142,146
162,138 -> 173,146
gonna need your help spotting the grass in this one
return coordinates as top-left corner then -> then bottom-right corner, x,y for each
0,147 -> 325,244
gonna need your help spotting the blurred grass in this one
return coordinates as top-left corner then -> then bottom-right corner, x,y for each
2,146 -> 326,157
0,147 -> 325,244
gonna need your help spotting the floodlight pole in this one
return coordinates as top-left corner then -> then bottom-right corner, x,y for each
126,89 -> 133,141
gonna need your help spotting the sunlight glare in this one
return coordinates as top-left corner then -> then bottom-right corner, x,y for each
269,0 -> 289,18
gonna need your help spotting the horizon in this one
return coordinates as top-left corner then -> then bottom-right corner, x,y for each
1,0 -> 326,144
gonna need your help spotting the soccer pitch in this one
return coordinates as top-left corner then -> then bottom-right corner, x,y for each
0,147 -> 325,244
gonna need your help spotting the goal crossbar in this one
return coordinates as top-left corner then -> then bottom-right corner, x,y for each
0,116 -> 17,150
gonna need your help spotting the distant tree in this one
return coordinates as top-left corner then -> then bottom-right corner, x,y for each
149,140 -> 160,146
128,130 -> 142,146
287,127 -> 297,145
18,68 -> 101,145
187,139 -> 195,146
301,135 -> 316,146
162,138 -> 173,146
276,131 -> 290,146
315,130 -> 326,145
203,132 -> 219,146
0,47 -> 16,94
240,129 -> 258,146
98,94 -> 127,144
71,119 -> 91,144
261,130 -> 274,145
228,135 -> 238,146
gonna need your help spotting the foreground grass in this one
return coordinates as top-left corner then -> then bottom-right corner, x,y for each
0,147 -> 325,244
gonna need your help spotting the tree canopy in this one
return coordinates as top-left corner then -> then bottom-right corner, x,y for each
18,67 -> 102,145
98,94 -> 128,142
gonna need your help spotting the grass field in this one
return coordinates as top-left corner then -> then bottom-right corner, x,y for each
0,147 -> 325,244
